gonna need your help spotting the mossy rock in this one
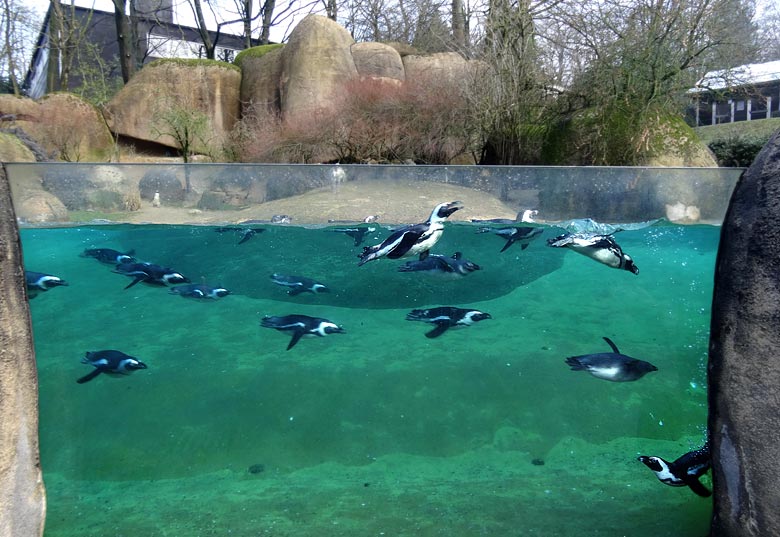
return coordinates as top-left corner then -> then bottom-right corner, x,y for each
234,44 -> 284,69
0,132 -> 36,162
146,57 -> 240,73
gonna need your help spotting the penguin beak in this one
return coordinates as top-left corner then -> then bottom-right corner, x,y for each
440,201 -> 464,218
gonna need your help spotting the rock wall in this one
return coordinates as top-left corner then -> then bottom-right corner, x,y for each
709,131 -> 780,535
0,164 -> 47,536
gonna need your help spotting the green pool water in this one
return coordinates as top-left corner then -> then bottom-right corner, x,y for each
22,221 -> 716,536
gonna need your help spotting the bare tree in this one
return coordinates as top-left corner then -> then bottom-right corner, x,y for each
0,0 -> 38,94
112,0 -> 140,82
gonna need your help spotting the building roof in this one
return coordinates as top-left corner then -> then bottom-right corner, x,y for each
692,60 -> 780,92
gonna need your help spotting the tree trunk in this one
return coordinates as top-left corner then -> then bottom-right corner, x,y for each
452,0 -> 465,50
192,0 -> 215,59
113,0 -> 138,83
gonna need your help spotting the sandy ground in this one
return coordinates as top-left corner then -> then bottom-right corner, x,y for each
122,181 -> 520,226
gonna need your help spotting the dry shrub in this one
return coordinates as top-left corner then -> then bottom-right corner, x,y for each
231,75 -> 479,164
123,189 -> 142,211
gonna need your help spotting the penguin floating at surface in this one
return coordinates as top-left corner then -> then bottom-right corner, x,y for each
638,442 -> 711,497
169,283 -> 231,299
271,274 -> 329,296
358,201 -> 463,266
478,226 -> 543,252
327,225 -> 377,247
25,271 -> 68,298
398,252 -> 480,276
260,314 -> 345,350
565,337 -> 657,382
82,248 -> 136,264
113,262 -> 190,289
214,226 -> 265,245
547,232 -> 639,274
405,306 -> 492,338
77,350 -> 148,384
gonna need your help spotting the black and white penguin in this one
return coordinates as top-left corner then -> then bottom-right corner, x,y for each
638,442 -> 711,497
169,283 -> 231,299
358,201 -> 464,266
214,227 -> 265,245
327,225 -> 377,246
405,306 -> 492,338
398,252 -> 480,276
77,350 -> 148,384
270,274 -> 329,296
82,248 -> 136,264
25,271 -> 68,298
113,262 -> 190,289
260,314 -> 345,350
547,233 -> 639,274
565,337 -> 657,382
478,226 -> 543,252
471,209 -> 538,225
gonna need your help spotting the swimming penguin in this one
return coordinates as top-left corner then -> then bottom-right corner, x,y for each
82,248 -> 136,264
25,271 -> 68,298
270,274 -> 329,296
260,314 -> 345,350
169,283 -> 231,299
214,227 -> 265,245
113,262 -> 190,289
358,201 -> 464,266
638,442 -> 711,497
547,233 -> 639,274
327,225 -> 377,246
565,337 -> 657,382
478,226 -> 543,252
398,252 -> 481,276
77,350 -> 148,384
405,306 -> 492,338
471,209 -> 538,225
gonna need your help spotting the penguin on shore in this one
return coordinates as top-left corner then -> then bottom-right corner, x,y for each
271,274 -> 329,296
169,283 -> 231,299
638,442 -> 711,497
25,271 -> 68,298
260,314 -> 345,350
358,201 -> 463,266
478,226 -> 543,252
547,233 -> 639,274
114,262 -> 190,289
405,306 -> 492,338
398,252 -> 480,276
77,350 -> 147,384
82,248 -> 136,265
565,337 -> 657,382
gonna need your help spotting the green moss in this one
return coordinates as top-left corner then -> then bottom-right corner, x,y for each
695,117 -> 780,144
146,58 -> 240,73
68,210 -> 128,222
234,44 -> 284,68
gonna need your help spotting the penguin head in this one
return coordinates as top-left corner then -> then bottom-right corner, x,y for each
117,254 -> 135,264
458,261 -> 481,274
623,255 -> 639,275
429,201 -> 464,222
472,312 -> 492,322
321,322 -> 345,335
39,276 -> 68,290
211,288 -> 231,298
637,455 -> 666,473
164,272 -> 190,285
125,359 -> 148,372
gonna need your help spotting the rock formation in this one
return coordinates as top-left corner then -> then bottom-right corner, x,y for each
0,164 -> 47,536
709,130 -> 780,535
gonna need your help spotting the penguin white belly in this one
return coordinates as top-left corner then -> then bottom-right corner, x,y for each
573,246 -> 620,268
406,228 -> 443,257
587,365 -> 622,380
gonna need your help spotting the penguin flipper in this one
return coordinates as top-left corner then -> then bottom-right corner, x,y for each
286,331 -> 304,350
425,323 -> 450,339
499,239 -> 514,253
603,337 -> 620,354
520,243 -> 530,250
685,477 -> 712,497
419,250 -> 430,261
124,276 -> 146,289
76,369 -> 102,384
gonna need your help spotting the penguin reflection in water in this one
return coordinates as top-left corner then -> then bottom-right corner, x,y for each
638,442 -> 711,497
565,337 -> 657,382
406,306 -> 492,338
547,233 -> 638,274
358,201 -> 463,265
260,314 -> 345,350
77,350 -> 147,384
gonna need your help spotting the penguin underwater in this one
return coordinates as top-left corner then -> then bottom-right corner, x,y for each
478,226 -> 543,252
77,350 -> 148,384
547,232 -> 638,274
638,442 -> 711,497
270,274 -> 329,296
114,262 -> 190,289
82,248 -> 136,264
565,337 -> 657,382
358,201 -> 463,266
260,314 -> 345,350
25,271 -> 68,298
398,252 -> 480,276
405,306 -> 492,338
169,283 -> 231,299
214,226 -> 265,245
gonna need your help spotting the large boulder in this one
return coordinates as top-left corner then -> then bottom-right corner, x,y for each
279,15 -> 357,119
0,132 -> 36,162
40,165 -> 138,212
236,44 -> 285,115
105,59 -> 241,154
0,93 -> 113,161
402,52 -> 473,86
351,42 -> 405,83
709,130 -> 780,536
